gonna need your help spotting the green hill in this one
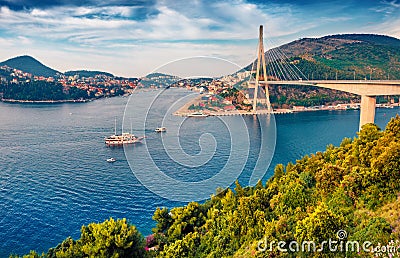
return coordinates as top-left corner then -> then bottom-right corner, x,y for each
238,34 -> 400,108
0,55 -> 59,77
64,70 -> 114,78
267,34 -> 400,80
140,73 -> 181,87
323,34 -> 400,47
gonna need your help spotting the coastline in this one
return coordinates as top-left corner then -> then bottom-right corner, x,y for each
1,98 -> 92,104
173,93 -> 400,117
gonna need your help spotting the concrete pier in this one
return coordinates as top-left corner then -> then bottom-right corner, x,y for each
359,95 -> 376,130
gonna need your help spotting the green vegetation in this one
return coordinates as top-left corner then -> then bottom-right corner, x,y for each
1,81 -> 90,101
11,218 -> 147,258
149,116 -> 400,257
64,70 -> 114,78
188,104 -> 204,111
324,34 -> 400,47
242,34 -> 400,108
291,34 -> 400,80
268,83 -> 359,108
14,116 -> 400,257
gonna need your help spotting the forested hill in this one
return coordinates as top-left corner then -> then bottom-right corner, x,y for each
17,116 -> 400,257
277,34 -> 400,57
0,55 -> 59,77
64,70 -> 114,78
239,33 -> 400,109
265,33 -> 400,80
322,34 -> 400,47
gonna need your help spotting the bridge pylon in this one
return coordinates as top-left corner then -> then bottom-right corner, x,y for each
251,25 -> 272,113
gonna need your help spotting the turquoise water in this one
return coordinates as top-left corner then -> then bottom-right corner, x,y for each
0,88 -> 398,256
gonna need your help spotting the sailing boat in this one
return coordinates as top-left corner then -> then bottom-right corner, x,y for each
104,118 -> 144,146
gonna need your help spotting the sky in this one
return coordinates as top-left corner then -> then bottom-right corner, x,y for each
0,0 -> 399,77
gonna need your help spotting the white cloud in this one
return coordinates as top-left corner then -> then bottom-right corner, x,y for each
31,8 -> 48,17
366,17 -> 400,38
363,0 -> 400,37
0,0 -> 385,77
0,1 -> 315,43
16,36 -> 32,44
73,6 -> 137,17
371,0 -> 400,14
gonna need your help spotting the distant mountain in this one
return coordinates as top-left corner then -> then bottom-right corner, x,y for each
0,55 -> 59,77
64,70 -> 114,78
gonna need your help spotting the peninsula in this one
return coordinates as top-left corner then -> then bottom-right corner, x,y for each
0,56 -> 138,102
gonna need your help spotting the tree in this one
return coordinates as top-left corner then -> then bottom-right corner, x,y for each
295,202 -> 345,244
152,208 -> 173,234
385,114 -> 400,138
48,218 -> 145,258
9,250 -> 45,258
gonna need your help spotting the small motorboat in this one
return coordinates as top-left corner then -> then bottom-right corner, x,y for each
155,127 -> 167,132
107,158 -> 116,163
187,112 -> 208,117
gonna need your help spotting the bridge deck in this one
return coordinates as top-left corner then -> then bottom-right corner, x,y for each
249,80 -> 400,96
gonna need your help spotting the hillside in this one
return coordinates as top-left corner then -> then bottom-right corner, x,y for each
64,70 -> 114,78
237,34 -> 400,108
139,73 -> 181,87
322,34 -> 400,47
150,116 -> 400,257
266,34 -> 400,80
0,55 -> 59,77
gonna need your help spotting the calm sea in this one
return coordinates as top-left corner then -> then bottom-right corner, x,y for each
0,88 -> 398,256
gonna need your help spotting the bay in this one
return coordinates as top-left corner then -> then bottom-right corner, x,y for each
0,88 -> 398,256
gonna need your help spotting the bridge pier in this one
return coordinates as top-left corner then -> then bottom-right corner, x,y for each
359,95 -> 376,130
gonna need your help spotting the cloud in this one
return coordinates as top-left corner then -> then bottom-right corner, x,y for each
16,36 -> 32,44
364,0 -> 400,37
371,0 -> 400,14
30,8 -> 48,16
367,17 -> 400,38
0,0 -> 388,77
0,0 -> 158,10
0,0 -> 318,44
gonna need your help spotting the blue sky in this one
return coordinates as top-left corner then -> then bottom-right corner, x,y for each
0,0 -> 399,77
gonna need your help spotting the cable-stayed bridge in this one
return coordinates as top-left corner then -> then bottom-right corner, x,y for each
248,25 -> 400,130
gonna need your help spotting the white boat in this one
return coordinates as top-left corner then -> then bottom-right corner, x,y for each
155,127 -> 167,132
105,118 -> 144,146
107,158 -> 116,163
187,112 -> 208,117
105,132 -> 144,146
